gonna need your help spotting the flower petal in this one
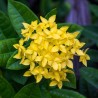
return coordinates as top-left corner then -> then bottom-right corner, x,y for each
49,15 -> 56,23
51,46 -> 59,52
36,74 -> 42,83
40,16 -> 47,23
49,80 -> 57,86
23,71 -> 32,77
67,60 -> 73,69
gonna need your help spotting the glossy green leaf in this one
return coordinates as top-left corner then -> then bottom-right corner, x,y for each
8,0 -> 39,37
0,0 -> 7,13
8,70 -> 28,85
79,77 -> 98,98
63,73 -> 76,89
6,60 -> 27,70
0,38 -> 19,54
14,83 -> 41,98
80,67 -> 98,88
50,89 -> 86,98
84,25 -> 98,32
57,23 -> 71,28
82,25 -> 98,44
68,24 -> 83,33
40,87 -> 52,98
6,51 -> 27,70
79,77 -> 88,97
68,24 -> 83,38
0,52 -> 13,67
90,4 -> 98,17
0,11 -> 18,38
40,0 -> 51,16
0,76 -> 15,98
0,29 -> 6,40
15,0 -> 29,7
87,49 -> 98,62
45,8 -> 57,19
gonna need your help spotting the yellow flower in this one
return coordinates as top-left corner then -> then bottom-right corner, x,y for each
13,15 -> 90,89
49,69 -> 71,89
79,49 -> 90,66
13,38 -> 25,59
40,15 -> 56,29
30,66 -> 48,83
49,80 -> 63,89
71,39 -> 85,55
23,71 -> 32,77
21,20 -> 38,41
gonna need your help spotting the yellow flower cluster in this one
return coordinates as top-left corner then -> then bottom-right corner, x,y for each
13,15 -> 90,89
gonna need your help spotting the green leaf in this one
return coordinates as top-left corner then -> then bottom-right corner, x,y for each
0,52 -> 13,67
0,0 -> 7,13
84,25 -> 98,32
87,49 -> 98,62
41,90 -> 52,98
40,0 -> 51,16
63,73 -> 76,89
14,83 -> 42,98
80,67 -> 98,88
0,38 -> 19,54
82,25 -> 98,44
68,24 -> 83,33
90,4 -> 98,17
68,24 -> 83,38
40,87 -> 52,98
79,77 -> 98,98
0,76 -> 15,98
45,8 -> 57,19
15,0 -> 30,7
58,23 -> 71,28
50,89 -> 86,98
79,77 -> 88,97
0,29 -> 6,40
9,70 -> 28,85
7,60 -> 27,70
6,51 -> 27,70
0,11 -> 18,38
8,0 -> 39,37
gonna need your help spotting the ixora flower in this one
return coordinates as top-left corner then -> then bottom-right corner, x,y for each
13,15 -> 90,89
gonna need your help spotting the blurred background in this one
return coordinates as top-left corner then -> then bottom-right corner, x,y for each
0,0 -> 98,98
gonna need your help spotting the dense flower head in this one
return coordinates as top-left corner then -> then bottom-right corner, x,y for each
13,15 -> 90,89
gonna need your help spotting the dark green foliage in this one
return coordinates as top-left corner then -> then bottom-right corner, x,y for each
63,73 -> 76,89
50,89 -> 86,98
80,67 -> 98,88
6,51 -> 28,70
0,76 -> 15,98
14,83 -> 42,98
0,11 -> 18,38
